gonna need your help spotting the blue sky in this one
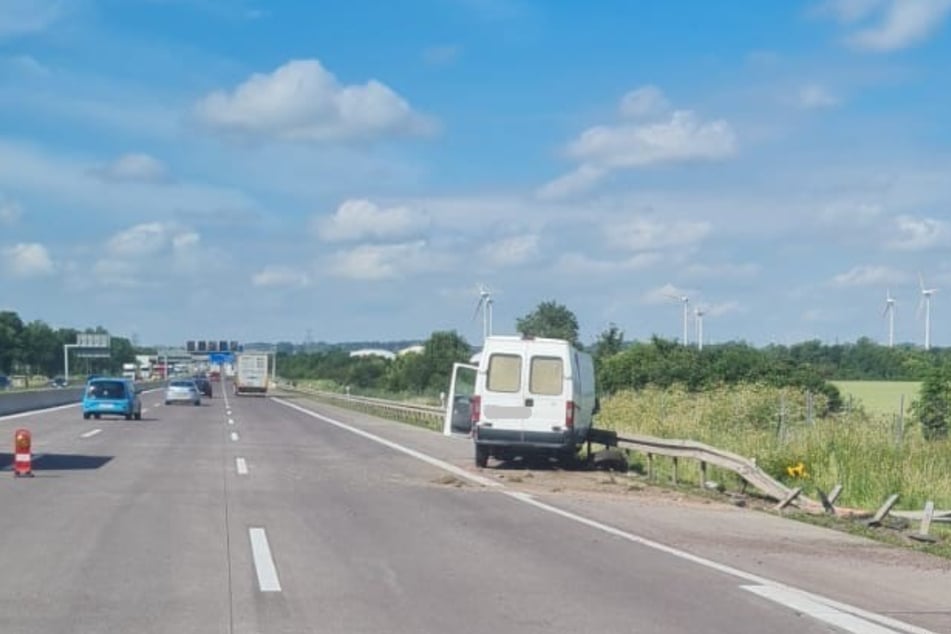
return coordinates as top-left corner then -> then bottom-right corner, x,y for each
2,0 -> 951,348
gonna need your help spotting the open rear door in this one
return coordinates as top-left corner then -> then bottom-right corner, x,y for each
443,362 -> 478,436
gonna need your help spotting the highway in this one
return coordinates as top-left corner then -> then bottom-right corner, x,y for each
0,385 -> 947,633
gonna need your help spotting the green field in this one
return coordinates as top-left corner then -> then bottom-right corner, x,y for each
832,381 -> 921,417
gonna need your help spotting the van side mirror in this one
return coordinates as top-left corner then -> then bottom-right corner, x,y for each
593,397 -> 601,415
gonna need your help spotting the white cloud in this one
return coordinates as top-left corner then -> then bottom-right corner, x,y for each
327,241 -> 441,280
797,84 -> 841,109
642,283 -> 692,305
194,59 -> 435,143
830,264 -> 906,287
0,197 -> 22,225
606,218 -> 712,252
540,89 -> 736,199
556,252 -> 661,276
251,265 -> 310,288
619,85 -> 669,119
478,234 -> 539,268
818,0 -> 951,51
315,199 -> 427,242
422,45 -> 461,66
684,262 -> 760,280
0,0 -> 63,38
567,111 -> 737,168
886,215 -> 951,251
2,243 -> 54,277
93,153 -> 168,184
108,222 -> 171,257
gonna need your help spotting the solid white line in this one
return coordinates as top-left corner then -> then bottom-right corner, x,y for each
248,528 -> 281,592
272,397 -> 500,488
230,431 -> 239,442
271,396 -> 933,634
80,428 -> 102,439
742,585 -> 900,633
235,457 -> 248,475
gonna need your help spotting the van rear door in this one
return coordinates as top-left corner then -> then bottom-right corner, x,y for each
482,343 -> 529,432
522,351 -> 567,434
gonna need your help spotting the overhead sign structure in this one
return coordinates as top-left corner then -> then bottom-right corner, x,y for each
209,352 -> 235,365
76,333 -> 111,359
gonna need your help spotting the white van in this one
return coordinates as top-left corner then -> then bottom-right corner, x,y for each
470,335 -> 598,467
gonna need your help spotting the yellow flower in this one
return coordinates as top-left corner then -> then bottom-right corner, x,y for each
786,462 -> 808,478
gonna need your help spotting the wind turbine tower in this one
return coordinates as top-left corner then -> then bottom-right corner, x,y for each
474,284 -> 495,342
694,306 -> 706,351
666,293 -> 690,346
882,290 -> 895,348
919,274 -> 939,351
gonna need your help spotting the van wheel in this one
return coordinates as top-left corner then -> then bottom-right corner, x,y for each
475,445 -> 489,468
134,412 -> 142,421
125,414 -> 132,421
94,413 -> 101,420
83,413 -> 90,420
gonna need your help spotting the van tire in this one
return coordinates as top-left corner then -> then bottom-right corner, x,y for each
134,412 -> 142,421
475,445 -> 490,468
83,413 -> 90,420
125,414 -> 132,421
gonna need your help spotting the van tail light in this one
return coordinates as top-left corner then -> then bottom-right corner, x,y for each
565,400 -> 575,429
470,395 -> 481,424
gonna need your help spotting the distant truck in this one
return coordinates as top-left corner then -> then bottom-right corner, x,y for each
121,362 -> 138,381
234,353 -> 269,396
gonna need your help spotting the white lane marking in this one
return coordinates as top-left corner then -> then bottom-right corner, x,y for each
228,418 -> 235,425
742,585 -> 900,633
273,397 -> 500,488
248,528 -> 281,592
235,457 -> 248,475
230,431 -> 239,442
272,396 -> 933,634
80,428 -> 102,439
227,410 -> 232,416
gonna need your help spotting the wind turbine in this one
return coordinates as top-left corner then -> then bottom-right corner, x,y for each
694,306 -> 706,351
473,283 -> 495,341
882,290 -> 896,348
666,292 -> 690,346
918,274 -> 938,351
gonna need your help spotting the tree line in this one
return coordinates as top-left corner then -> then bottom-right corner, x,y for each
0,310 -> 139,378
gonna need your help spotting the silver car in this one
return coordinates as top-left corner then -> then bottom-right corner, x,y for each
164,379 -> 201,406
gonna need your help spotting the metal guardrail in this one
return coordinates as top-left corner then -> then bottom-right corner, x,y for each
285,386 -> 444,427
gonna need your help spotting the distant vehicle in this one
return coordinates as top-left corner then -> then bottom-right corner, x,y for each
193,375 -> 213,398
470,335 -> 605,468
234,353 -> 268,396
209,370 -> 221,382
0,375 -> 10,390
83,377 -> 142,421
165,380 -> 201,406
122,362 -> 138,381
48,376 -> 68,388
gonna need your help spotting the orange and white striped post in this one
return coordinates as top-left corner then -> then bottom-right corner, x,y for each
14,429 -> 33,477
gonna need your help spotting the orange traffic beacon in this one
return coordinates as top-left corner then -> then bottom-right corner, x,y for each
13,429 -> 33,477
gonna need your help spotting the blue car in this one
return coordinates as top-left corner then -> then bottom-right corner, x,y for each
83,377 -> 142,420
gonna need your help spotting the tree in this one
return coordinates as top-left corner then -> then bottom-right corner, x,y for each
592,323 -> 624,361
911,363 -> 951,441
422,330 -> 472,392
516,301 -> 580,347
0,311 -> 25,373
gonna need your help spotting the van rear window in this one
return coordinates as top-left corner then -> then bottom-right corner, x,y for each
487,354 -> 521,392
87,381 -> 126,399
530,356 -> 563,395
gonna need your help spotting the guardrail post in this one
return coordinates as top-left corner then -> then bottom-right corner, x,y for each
865,493 -> 900,527
671,457 -> 678,485
774,487 -> 802,511
699,461 -> 707,489
910,501 -> 937,543
828,483 -> 843,505
647,453 -> 654,481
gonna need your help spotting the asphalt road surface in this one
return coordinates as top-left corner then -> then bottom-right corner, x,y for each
0,385 -> 945,633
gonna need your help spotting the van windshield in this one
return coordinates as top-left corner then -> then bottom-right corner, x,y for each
530,356 -> 564,395
86,381 -> 126,399
487,354 -> 521,392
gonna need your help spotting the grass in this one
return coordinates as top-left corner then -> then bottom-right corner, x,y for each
598,384 -> 951,512
832,381 -> 921,417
